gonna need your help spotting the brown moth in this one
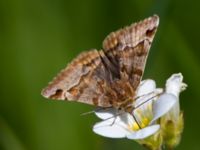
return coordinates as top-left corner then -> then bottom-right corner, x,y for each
41,15 -> 159,113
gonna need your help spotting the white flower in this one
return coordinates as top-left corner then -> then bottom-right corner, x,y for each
160,73 -> 187,149
164,73 -> 187,120
93,79 -> 177,140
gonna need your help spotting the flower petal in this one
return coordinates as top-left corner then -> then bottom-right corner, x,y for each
150,93 -> 177,124
166,73 -> 187,97
126,124 -> 160,140
93,120 -> 130,138
137,80 -> 156,97
95,108 -> 117,120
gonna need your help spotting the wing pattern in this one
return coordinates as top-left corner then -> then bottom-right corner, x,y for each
41,15 -> 159,108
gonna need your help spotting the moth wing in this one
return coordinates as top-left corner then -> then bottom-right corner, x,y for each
42,15 -> 160,108
102,15 -> 159,90
41,50 -> 113,107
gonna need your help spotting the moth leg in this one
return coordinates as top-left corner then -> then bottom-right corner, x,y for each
134,92 -> 162,110
125,105 -> 142,129
134,91 -> 155,100
131,112 -> 142,129
109,116 -> 118,126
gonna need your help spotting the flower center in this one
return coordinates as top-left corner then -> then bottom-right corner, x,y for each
130,117 -> 150,131
129,103 -> 153,131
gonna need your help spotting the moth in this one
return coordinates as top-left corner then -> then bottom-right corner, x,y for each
41,15 -> 159,113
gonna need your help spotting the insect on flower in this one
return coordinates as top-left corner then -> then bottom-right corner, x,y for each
41,13 -> 187,149
93,77 -> 178,140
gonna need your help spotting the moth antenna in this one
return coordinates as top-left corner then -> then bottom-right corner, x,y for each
80,110 -> 95,116
80,107 -> 113,116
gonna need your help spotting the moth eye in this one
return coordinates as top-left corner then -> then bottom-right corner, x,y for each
50,89 -> 63,99
145,27 -> 156,38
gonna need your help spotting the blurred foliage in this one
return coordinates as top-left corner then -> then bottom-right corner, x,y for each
0,0 -> 199,150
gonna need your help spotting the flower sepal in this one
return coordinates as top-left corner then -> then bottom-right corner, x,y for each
161,111 -> 184,149
137,131 -> 163,150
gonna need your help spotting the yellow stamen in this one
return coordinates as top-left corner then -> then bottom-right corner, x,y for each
133,122 -> 140,130
141,118 -> 150,128
129,117 -> 150,131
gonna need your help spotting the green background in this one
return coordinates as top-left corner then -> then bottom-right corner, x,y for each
0,0 -> 199,150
